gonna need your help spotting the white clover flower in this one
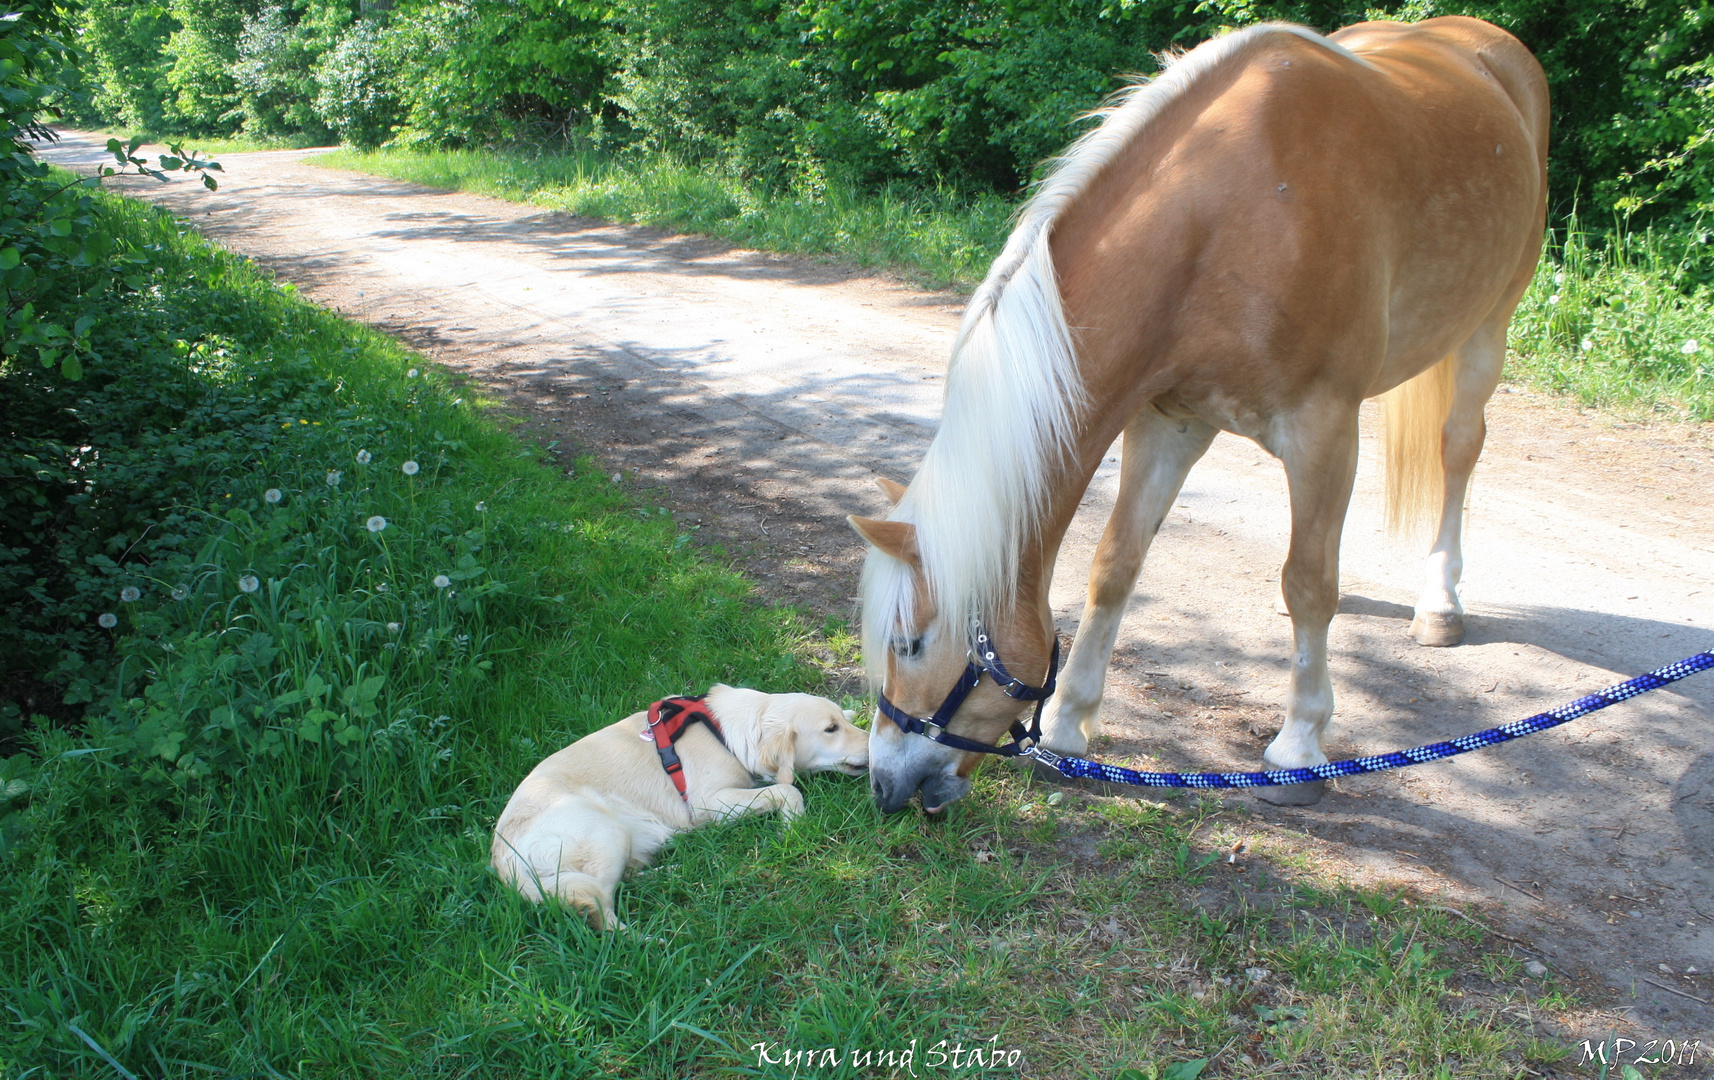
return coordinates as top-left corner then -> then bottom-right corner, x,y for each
433,574 -> 451,589
406,368 -> 419,379
326,471 -> 342,487
356,449 -> 372,465
401,460 -> 420,476
120,586 -> 141,603
1684,339 -> 1700,355
367,515 -> 388,533
171,585 -> 189,601
264,488 -> 283,504
238,574 -> 261,594
475,501 -> 487,512
1580,338 -> 1594,352
387,622 -> 401,633
98,612 -> 118,628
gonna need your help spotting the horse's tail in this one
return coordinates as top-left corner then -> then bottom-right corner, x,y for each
1382,354 -> 1455,536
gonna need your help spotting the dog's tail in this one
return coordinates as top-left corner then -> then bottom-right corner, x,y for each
491,837 -> 614,930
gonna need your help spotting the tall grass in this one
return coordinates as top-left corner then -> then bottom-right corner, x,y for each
1509,212 -> 1714,420
0,185 -> 1565,1078
319,145 -> 1014,290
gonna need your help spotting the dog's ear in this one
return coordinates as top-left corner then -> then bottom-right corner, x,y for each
757,718 -> 797,788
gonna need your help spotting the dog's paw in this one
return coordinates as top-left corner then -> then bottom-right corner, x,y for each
774,784 -> 806,821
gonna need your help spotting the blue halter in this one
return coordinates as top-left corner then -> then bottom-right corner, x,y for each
877,626 -> 1061,757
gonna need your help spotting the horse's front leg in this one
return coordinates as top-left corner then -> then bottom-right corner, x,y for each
1260,403 -> 1360,806
1040,410 -> 1215,755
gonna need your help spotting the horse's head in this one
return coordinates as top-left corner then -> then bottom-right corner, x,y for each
850,480 -> 1057,814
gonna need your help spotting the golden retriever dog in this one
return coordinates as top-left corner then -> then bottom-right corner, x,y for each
491,684 -> 868,928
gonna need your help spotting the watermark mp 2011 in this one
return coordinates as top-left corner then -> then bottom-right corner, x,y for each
1579,1038 -> 1700,1068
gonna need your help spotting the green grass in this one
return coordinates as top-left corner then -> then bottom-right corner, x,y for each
318,145 -> 1014,291
318,145 -> 1714,421
1508,212 -> 1714,420
0,185 -> 1566,1079
88,126 -> 334,155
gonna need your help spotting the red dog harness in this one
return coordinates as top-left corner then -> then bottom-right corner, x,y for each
642,696 -> 726,802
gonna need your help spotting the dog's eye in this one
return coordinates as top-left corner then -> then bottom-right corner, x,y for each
824,723 -> 838,733
890,636 -> 924,658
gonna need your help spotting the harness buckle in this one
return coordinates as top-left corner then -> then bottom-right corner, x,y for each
1024,746 -> 1063,768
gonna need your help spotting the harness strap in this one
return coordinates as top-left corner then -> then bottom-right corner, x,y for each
878,632 -> 1060,758
645,695 -> 726,803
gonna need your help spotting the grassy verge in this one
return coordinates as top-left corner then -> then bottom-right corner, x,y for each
86,126 -> 334,155
318,145 -> 1013,291
318,145 -> 1714,421
0,186 -> 1578,1078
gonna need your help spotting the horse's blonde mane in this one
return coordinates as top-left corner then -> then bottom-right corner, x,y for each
860,23 -> 1368,682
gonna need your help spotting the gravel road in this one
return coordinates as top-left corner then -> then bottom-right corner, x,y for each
46,132 -> 1714,1036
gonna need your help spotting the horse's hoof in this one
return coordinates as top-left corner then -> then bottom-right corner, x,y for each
1256,779 -> 1326,806
1410,611 -> 1464,647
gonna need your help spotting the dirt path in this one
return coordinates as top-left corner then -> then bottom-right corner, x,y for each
49,132 -> 1714,1040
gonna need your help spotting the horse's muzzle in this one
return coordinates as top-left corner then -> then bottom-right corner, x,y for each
872,769 -> 970,814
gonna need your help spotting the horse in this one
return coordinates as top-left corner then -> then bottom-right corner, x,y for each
848,17 -> 1549,814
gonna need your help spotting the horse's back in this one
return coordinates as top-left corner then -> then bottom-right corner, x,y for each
1051,17 -> 1547,414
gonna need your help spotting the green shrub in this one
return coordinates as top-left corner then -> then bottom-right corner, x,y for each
233,4 -> 342,142
314,19 -> 399,149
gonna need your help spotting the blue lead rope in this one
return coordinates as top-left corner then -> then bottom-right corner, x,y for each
1025,650 -> 1714,790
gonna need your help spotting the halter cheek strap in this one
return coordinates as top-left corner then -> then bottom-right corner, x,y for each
643,695 -> 727,802
877,629 -> 1060,757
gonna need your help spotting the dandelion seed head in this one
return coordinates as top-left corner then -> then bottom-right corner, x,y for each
1580,338 -> 1594,352
326,470 -> 342,487
475,501 -> 486,512
407,368 -> 419,379
238,574 -> 261,594
120,586 -> 141,603
171,585 -> 189,601
356,449 -> 372,465
1547,294 -> 1560,305
387,621 -> 401,633
401,460 -> 420,476
264,488 -> 283,504
610,473 -> 621,484
1553,271 -> 1565,286
367,515 -> 388,533
433,574 -> 451,589
98,612 -> 118,628
376,582 -> 388,593
1684,339 -> 1700,354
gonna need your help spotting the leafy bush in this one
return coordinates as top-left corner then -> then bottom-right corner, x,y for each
314,19 -> 399,149
233,4 -> 341,141
384,0 -> 613,147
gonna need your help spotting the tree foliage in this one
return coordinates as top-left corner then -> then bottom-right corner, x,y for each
60,0 -> 1714,234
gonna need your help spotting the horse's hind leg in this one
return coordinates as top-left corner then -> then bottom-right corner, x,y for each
1040,410 -> 1215,756
1412,321 -> 1507,646
1259,402 -> 1361,806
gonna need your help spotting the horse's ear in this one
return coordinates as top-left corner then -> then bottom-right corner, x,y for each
848,515 -> 919,568
875,477 -> 907,505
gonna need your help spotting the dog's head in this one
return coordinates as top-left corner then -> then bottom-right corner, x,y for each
711,686 -> 869,787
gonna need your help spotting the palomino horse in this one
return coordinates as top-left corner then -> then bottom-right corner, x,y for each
849,17 -> 1549,813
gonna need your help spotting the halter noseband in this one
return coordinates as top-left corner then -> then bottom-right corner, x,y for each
876,625 -> 1061,757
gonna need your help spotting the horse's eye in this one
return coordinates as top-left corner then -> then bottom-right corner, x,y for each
891,636 -> 924,658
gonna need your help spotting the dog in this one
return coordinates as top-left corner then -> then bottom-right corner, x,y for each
491,684 -> 868,928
